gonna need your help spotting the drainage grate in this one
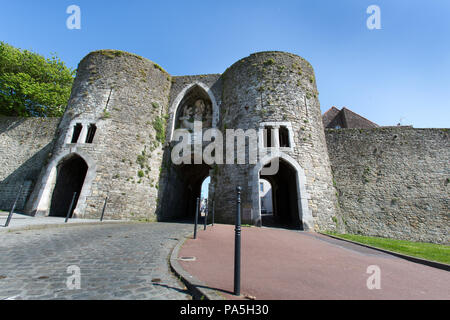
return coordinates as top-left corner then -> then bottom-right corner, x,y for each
178,257 -> 196,262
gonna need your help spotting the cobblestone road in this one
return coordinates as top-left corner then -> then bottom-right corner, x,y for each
0,222 -> 194,300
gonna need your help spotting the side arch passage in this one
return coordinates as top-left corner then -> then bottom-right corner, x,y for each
49,154 -> 88,218
252,152 -> 312,230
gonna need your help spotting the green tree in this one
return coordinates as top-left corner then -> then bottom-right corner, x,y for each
0,42 -> 75,117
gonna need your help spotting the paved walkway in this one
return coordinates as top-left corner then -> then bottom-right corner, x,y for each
0,222 -> 193,300
178,224 -> 450,300
0,212 -> 122,232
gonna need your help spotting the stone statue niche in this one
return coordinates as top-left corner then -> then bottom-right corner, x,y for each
176,93 -> 213,132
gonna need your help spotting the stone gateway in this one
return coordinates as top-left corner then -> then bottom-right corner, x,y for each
0,50 -> 448,244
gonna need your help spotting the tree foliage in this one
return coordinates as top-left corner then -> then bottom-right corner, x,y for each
0,42 -> 75,117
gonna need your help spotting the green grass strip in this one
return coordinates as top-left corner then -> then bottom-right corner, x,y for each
324,232 -> 450,265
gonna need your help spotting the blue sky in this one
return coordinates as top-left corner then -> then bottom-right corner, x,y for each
201,177 -> 210,200
1,0 -> 449,128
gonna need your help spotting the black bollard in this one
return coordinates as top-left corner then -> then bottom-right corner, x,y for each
193,197 -> 200,239
234,186 -> 242,296
5,184 -> 24,228
204,201 -> 208,231
212,200 -> 215,226
100,196 -> 108,222
65,192 -> 77,223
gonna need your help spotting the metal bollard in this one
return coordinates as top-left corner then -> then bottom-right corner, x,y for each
193,197 -> 200,239
204,202 -> 208,231
234,186 -> 242,296
212,200 -> 215,226
100,196 -> 108,222
65,192 -> 77,223
4,184 -> 24,228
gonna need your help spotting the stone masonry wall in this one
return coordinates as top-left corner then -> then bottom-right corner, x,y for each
0,117 -> 60,211
326,127 -> 449,244
168,74 -> 222,108
25,50 -> 172,221
4,48 -> 447,243
157,74 -> 222,220
215,51 -> 339,231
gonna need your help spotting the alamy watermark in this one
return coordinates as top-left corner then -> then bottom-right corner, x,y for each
65,5 -> 381,31
66,265 -> 81,290
66,5 -> 81,30
367,5 -> 381,30
171,122 -> 281,175
366,265 -> 381,290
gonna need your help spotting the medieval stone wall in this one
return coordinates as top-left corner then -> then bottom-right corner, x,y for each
168,74 -> 222,109
1,49 -> 448,244
326,127 -> 449,244
0,117 -> 60,211
215,51 -> 339,231
25,50 -> 172,221
157,74 -> 222,220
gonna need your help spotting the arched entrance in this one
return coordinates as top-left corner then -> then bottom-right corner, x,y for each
252,153 -> 312,230
161,162 -> 211,221
260,159 -> 302,229
160,81 -> 215,221
49,154 -> 88,218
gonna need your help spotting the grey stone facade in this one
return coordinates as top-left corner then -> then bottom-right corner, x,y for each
0,50 -> 448,243
0,117 -> 60,211
212,52 -> 338,231
24,50 -> 171,221
326,128 -> 449,244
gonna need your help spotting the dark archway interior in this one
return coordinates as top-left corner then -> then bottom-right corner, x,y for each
260,159 -> 302,230
159,84 -> 213,222
161,162 -> 210,221
49,155 -> 88,218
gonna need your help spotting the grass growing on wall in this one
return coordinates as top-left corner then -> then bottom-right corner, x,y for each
153,115 -> 168,144
324,232 -> 450,264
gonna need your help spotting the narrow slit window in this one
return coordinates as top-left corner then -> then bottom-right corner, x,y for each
279,126 -> 290,148
85,124 -> 97,144
71,123 -> 83,143
264,127 -> 273,148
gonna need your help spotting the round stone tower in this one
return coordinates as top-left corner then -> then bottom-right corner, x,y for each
212,51 -> 339,231
26,50 -> 171,221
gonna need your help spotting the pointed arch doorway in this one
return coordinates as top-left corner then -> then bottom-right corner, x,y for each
253,153 -> 313,231
160,81 -> 216,221
260,159 -> 302,229
49,154 -> 88,218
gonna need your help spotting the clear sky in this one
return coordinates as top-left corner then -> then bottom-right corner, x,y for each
1,0 -> 449,128
201,177 -> 210,200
